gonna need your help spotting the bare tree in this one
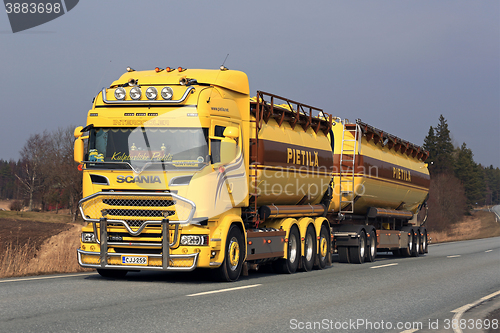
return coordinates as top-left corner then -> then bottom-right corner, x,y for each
15,132 -> 49,211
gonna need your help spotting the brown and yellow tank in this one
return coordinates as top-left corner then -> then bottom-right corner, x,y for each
248,94 -> 334,207
329,121 -> 430,215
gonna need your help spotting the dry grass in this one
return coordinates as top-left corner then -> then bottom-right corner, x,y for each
429,210 -> 500,243
0,224 -> 93,278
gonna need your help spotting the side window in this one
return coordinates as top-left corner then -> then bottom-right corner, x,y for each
210,125 -> 226,164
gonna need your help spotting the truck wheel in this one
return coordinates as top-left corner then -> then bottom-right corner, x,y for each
213,225 -> 244,282
422,231 -> 428,253
338,246 -> 350,263
301,225 -> 316,272
314,225 -> 330,269
412,230 -> 420,257
365,230 -> 377,262
272,226 -> 300,274
349,230 -> 366,264
97,269 -> 128,278
401,230 -> 413,257
419,229 -> 427,254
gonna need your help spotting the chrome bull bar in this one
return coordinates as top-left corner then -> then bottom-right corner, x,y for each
78,191 -> 197,271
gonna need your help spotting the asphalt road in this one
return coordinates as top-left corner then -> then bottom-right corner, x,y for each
1,237 -> 499,333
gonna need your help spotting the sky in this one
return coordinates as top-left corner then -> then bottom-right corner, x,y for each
1,1 -> 499,167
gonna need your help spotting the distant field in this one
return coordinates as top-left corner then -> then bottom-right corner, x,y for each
0,205 -> 91,278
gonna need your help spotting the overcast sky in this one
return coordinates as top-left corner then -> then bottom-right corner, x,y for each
1,1 -> 499,167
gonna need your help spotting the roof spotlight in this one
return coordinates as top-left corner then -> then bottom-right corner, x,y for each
126,67 -> 135,72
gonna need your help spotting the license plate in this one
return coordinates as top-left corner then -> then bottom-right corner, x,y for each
121,255 -> 148,265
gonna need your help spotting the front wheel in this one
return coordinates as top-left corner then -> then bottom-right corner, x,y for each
213,225 -> 244,282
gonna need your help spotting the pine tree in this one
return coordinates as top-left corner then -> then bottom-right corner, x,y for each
454,143 -> 486,208
423,126 -> 437,174
433,115 -> 455,175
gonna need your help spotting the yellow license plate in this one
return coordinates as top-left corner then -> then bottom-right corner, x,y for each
121,255 -> 148,265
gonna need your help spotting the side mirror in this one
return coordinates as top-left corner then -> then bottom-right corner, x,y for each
220,138 -> 237,164
74,126 -> 84,163
223,126 -> 239,140
74,126 -> 83,138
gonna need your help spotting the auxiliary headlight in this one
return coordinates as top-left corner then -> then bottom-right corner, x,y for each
180,235 -> 209,246
161,86 -> 173,100
146,87 -> 158,100
114,87 -> 126,100
130,87 -> 142,100
82,232 -> 96,243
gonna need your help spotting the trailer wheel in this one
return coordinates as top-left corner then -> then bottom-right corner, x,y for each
272,225 -> 300,274
213,225 -> 244,282
338,246 -> 350,263
365,229 -> 377,262
97,269 -> 128,279
412,230 -> 420,257
419,229 -> 427,254
401,230 -> 413,257
422,231 -> 428,253
349,230 -> 366,264
315,225 -> 330,269
301,225 -> 316,272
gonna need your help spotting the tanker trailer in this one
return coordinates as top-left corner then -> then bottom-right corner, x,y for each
328,120 -> 430,263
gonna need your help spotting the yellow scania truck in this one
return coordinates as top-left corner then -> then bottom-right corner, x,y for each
74,66 -> 430,281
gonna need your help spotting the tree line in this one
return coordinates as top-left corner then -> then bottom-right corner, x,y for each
0,126 -> 82,221
423,115 -> 500,230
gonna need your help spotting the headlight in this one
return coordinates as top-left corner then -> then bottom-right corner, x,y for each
82,232 -> 96,243
146,87 -> 158,100
114,87 -> 126,100
161,86 -> 173,100
180,235 -> 209,246
130,87 -> 142,100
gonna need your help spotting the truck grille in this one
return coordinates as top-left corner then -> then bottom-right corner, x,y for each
80,194 -> 178,229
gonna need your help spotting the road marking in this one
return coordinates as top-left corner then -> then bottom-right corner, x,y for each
0,273 -> 96,283
186,284 -> 261,297
451,289 -> 500,333
400,330 -> 419,333
447,255 -> 461,258
485,249 -> 493,253
370,263 -> 398,269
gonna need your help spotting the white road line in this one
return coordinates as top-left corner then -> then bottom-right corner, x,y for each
485,249 -> 493,253
0,273 -> 96,283
447,255 -> 461,258
370,263 -> 398,269
451,289 -> 500,333
186,284 -> 261,297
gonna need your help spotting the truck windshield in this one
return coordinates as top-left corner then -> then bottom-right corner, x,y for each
87,127 -> 209,171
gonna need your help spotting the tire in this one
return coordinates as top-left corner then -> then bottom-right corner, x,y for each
272,226 -> 300,274
338,246 -> 350,263
300,225 -> 316,272
422,230 -> 428,253
314,225 -> 330,269
97,269 -> 128,278
213,225 -> 244,282
412,230 -> 420,257
401,229 -> 413,257
365,229 -> 377,262
349,230 -> 366,264
419,229 -> 427,254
